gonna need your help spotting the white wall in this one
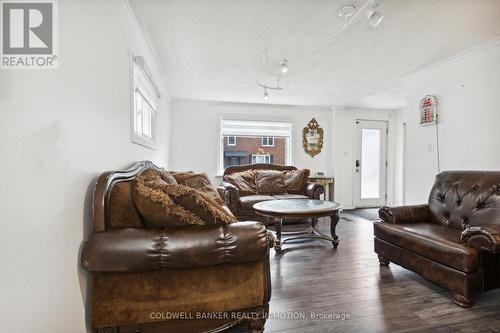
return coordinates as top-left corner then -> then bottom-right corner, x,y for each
333,107 -> 402,209
170,100 -> 403,209
0,1 -> 170,332
169,99 -> 333,183
402,39 -> 500,204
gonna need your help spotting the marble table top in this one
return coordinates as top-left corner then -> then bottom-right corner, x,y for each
253,199 -> 342,214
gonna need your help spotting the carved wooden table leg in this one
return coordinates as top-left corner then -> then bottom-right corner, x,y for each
274,218 -> 283,252
263,216 -> 270,227
330,211 -> 340,248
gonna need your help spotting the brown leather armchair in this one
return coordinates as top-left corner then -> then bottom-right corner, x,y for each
374,171 -> 500,307
221,164 -> 324,220
81,161 -> 273,333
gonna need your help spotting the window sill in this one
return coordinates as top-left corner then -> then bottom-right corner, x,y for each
131,135 -> 156,150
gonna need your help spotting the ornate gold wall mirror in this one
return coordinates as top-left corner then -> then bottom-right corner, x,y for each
303,118 -> 324,157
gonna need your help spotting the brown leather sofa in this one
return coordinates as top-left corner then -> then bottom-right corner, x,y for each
221,164 -> 324,220
374,171 -> 500,307
81,161 -> 273,333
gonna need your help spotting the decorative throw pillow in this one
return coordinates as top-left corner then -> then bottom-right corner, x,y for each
221,205 -> 236,219
133,172 -> 236,227
132,170 -> 185,226
140,169 -> 177,185
169,171 -> 195,184
169,186 -> 236,225
224,170 -> 257,196
173,172 -> 223,205
255,170 -> 286,195
160,171 -> 178,184
284,169 -> 310,194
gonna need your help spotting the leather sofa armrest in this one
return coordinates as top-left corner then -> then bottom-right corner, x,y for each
221,181 -> 240,213
216,186 -> 228,205
305,183 -> 324,199
81,222 -> 269,273
461,225 -> 500,253
379,204 -> 430,224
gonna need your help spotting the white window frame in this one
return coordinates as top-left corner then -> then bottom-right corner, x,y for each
131,56 -> 160,150
252,154 -> 271,164
218,115 -> 293,175
227,136 -> 236,146
261,137 -> 274,147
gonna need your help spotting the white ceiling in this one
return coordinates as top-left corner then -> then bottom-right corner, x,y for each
129,0 -> 500,108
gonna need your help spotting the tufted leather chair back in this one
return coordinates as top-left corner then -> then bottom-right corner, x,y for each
428,171 -> 500,230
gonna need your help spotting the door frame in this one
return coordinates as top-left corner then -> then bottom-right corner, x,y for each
353,119 -> 389,208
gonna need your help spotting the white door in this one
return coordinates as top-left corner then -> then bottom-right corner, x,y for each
354,120 -> 388,207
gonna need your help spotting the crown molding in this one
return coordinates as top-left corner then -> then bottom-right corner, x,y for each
343,106 -> 402,112
401,36 -> 500,82
171,98 -> 332,111
117,0 -> 169,95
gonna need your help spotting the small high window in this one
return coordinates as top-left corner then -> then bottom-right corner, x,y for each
227,136 -> 236,146
261,137 -> 274,147
131,56 -> 159,149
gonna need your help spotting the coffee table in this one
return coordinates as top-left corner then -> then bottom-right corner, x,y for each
253,199 -> 343,251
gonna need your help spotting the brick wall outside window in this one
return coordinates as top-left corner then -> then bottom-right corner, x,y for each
223,136 -> 286,168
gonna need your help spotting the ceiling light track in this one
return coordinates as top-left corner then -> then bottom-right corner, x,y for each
253,0 -> 384,101
286,0 -> 383,57
256,79 -> 282,101
366,0 -> 384,27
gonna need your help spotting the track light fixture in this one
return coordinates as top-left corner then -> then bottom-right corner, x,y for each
279,59 -> 289,74
253,1 -> 384,100
256,79 -> 282,101
337,5 -> 356,22
366,0 -> 384,27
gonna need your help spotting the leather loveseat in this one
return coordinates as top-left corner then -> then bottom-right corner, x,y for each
221,164 -> 324,220
374,171 -> 500,307
81,161 -> 273,333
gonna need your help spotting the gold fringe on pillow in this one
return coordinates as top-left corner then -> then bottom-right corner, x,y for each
158,183 -> 236,225
135,178 -> 206,225
135,172 -> 236,226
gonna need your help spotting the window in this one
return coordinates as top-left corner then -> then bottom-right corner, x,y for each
220,118 -> 292,172
261,137 -> 274,147
132,56 -> 159,149
134,90 -> 154,140
252,154 -> 271,164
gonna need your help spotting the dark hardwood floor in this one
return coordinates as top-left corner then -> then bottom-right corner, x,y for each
342,208 -> 380,221
233,214 -> 500,333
